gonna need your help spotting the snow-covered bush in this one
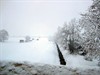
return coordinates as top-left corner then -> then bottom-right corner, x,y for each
84,55 -> 93,61
0,29 -> 9,42
25,36 -> 31,42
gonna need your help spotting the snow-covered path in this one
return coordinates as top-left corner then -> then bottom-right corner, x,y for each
0,38 -> 59,65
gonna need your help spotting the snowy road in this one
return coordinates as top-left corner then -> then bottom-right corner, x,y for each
0,38 -> 59,65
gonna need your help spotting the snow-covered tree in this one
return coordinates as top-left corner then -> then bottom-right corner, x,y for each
55,0 -> 100,57
0,29 -> 9,42
55,19 -> 83,54
79,0 -> 100,59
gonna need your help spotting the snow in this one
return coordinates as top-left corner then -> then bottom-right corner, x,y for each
0,61 -> 100,75
0,37 -> 100,70
0,37 -> 59,65
61,50 -> 99,70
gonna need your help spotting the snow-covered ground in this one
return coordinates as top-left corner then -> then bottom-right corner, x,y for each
62,50 -> 99,70
0,37 -> 59,65
0,61 -> 100,75
0,37 -> 100,75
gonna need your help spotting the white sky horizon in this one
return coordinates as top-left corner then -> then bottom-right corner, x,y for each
0,0 -> 92,37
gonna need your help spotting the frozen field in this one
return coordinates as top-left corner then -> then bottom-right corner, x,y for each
0,37 -> 59,65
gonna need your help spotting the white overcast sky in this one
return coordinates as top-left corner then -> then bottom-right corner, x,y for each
0,0 -> 92,37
